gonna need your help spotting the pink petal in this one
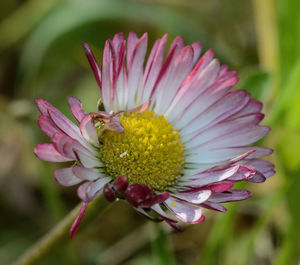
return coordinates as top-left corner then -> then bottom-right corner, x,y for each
227,165 -> 256,181
182,90 -> 250,140
166,58 -> 222,123
82,42 -> 102,90
142,34 -> 168,102
36,98 -> 55,115
38,115 -> 61,138
191,42 -> 202,65
34,143 -> 72,162
74,149 -> 102,168
183,165 -> 240,187
80,115 -> 99,146
54,167 -> 81,186
52,132 -> 74,158
72,165 -> 103,181
202,181 -> 234,193
167,35 -> 185,57
242,159 -> 275,179
67,96 -> 86,123
77,178 -> 110,202
208,189 -> 252,203
230,99 -> 262,119
200,201 -> 227,212
149,39 -> 188,104
186,146 -> 273,164
164,198 -> 204,224
48,109 -> 87,148
63,138 -> 95,160
185,113 -> 264,149
70,202 -> 88,239
127,33 -> 148,109
154,45 -> 195,114
101,40 -> 113,111
172,189 -> 211,204
196,126 -> 270,150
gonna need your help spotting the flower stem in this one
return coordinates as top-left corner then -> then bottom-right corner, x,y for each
11,195 -> 111,265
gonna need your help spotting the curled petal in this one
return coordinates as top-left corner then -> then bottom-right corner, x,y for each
68,96 -> 86,123
80,115 -> 99,146
72,165 -> 103,181
164,198 -> 204,224
208,189 -> 252,203
34,144 -> 71,162
38,115 -> 61,138
54,167 -> 81,186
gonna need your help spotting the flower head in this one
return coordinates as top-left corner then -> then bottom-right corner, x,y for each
35,32 -> 275,237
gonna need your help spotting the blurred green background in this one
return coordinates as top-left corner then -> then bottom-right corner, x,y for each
0,0 -> 299,264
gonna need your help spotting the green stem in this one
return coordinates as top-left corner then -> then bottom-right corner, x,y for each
11,195 -> 111,265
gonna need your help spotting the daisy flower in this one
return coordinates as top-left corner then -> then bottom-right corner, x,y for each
34,32 -> 275,237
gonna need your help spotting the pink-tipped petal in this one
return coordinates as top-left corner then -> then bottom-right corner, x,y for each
38,115 -> 61,138
227,165 -> 256,181
34,143 -> 72,162
208,189 -> 252,203
154,46 -> 195,114
52,132 -> 73,158
191,42 -> 202,65
142,34 -> 168,102
183,165 -> 240,187
48,109 -> 88,148
36,98 -> 55,116
82,42 -> 102,90
68,96 -> 86,123
127,33 -> 148,109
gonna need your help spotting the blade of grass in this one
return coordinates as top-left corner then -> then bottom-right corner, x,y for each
151,223 -> 177,265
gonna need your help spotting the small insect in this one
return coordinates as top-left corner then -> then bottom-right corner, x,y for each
90,111 -> 124,133
90,100 -> 151,134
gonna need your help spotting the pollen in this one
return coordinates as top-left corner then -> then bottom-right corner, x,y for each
99,110 -> 185,191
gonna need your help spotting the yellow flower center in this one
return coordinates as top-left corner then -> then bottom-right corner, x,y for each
99,110 -> 185,191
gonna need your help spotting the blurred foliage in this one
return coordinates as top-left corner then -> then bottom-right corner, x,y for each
0,0 -> 299,264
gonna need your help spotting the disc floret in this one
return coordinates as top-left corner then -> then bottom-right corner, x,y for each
99,110 -> 185,191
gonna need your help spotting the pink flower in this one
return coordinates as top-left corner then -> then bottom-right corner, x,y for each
35,32 -> 274,238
